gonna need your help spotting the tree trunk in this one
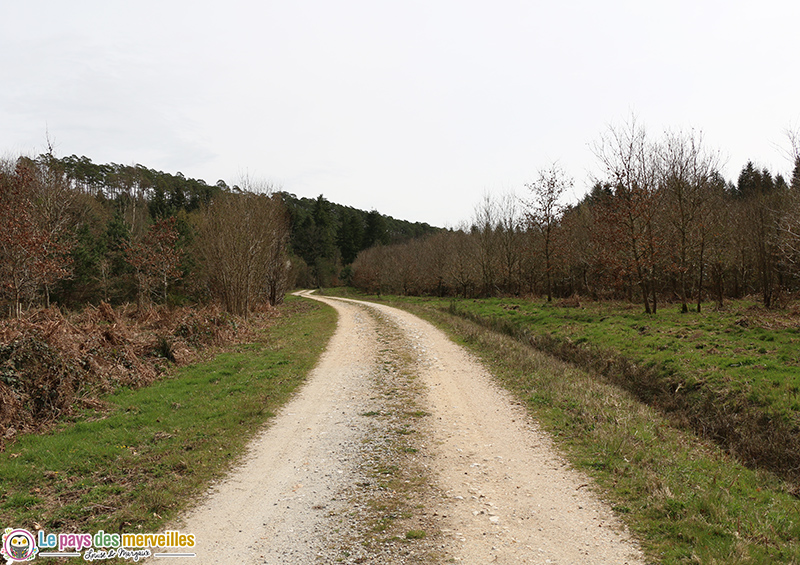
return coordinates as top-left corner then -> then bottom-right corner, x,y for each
651,277 -> 657,314
679,230 -> 688,313
680,270 -> 688,313
696,237 -> 706,313
640,281 -> 651,314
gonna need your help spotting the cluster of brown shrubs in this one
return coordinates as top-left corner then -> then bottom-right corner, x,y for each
0,302 -> 273,442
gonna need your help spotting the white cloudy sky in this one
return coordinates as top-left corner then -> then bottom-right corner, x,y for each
1,0 -> 798,226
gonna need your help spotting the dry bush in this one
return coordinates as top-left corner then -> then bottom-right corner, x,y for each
0,301 -> 274,444
555,294 -> 582,308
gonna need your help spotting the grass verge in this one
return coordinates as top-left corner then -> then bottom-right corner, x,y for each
438,297 -> 800,486
334,306 -> 443,563
0,295 -> 336,536
324,289 -> 800,564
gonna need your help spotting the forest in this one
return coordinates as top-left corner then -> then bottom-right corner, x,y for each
0,151 -> 437,318
351,122 -> 800,312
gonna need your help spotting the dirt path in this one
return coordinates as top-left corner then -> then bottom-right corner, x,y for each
161,293 -> 645,564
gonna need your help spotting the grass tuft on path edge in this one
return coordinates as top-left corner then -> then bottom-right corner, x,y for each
0,295 -> 336,535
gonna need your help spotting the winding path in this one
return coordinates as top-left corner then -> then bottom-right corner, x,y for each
161,292 -> 644,564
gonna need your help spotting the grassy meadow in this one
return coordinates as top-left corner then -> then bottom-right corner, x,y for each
442,297 -> 800,417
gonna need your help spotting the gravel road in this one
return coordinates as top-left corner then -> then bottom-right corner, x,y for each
159,292 -> 645,564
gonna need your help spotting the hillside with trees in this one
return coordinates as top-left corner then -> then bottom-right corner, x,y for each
0,152 -> 437,316
351,121 -> 800,311
282,193 -> 439,288
0,153 -> 288,315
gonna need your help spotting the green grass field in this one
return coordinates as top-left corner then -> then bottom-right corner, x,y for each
442,297 -> 800,415
0,295 -> 336,534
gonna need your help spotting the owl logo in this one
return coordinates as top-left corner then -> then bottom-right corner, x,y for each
1,528 -> 37,562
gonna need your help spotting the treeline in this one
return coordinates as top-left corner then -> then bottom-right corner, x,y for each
0,153 -> 290,317
282,193 -> 440,287
352,121 -> 800,312
0,151 -> 439,317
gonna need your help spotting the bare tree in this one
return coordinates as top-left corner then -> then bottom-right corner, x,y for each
495,192 -> 523,295
447,228 -> 479,298
419,232 -> 453,296
778,128 -> 800,283
0,158 -> 73,316
592,116 -> 662,313
472,193 -> 500,296
559,201 -> 598,298
524,164 -> 571,302
659,129 -> 721,312
124,217 -> 183,306
394,242 -> 421,295
197,186 -> 290,316
698,174 -> 729,310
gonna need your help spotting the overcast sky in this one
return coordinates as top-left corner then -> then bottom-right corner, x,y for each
2,1 -> 798,226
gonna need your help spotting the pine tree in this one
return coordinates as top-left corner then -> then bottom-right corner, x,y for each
791,157 -> 800,192
311,195 -> 337,260
337,210 -> 365,264
363,210 -> 388,248
736,161 -> 759,198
